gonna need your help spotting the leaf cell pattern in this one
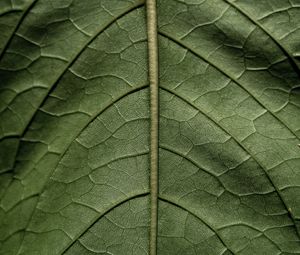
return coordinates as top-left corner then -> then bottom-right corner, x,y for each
0,0 -> 300,254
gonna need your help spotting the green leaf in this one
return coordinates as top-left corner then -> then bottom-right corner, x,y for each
0,0 -> 300,254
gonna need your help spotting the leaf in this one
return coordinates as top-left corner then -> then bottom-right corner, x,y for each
0,0 -> 300,254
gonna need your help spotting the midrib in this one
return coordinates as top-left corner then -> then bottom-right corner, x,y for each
146,0 -> 159,254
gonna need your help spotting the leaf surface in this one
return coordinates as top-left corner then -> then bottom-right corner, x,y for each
0,0 -> 300,254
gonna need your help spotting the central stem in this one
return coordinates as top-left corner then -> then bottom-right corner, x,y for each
146,0 -> 159,254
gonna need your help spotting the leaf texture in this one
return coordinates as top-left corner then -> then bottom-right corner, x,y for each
0,0 -> 300,254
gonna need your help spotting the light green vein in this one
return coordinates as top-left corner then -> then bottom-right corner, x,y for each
0,2 -> 144,142
158,31 -> 300,140
158,196 -> 235,255
3,2 -> 145,174
222,0 -> 300,72
160,86 -> 300,238
0,0 -> 38,59
146,0 -> 159,254
60,193 -> 150,254
9,85 -> 148,254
